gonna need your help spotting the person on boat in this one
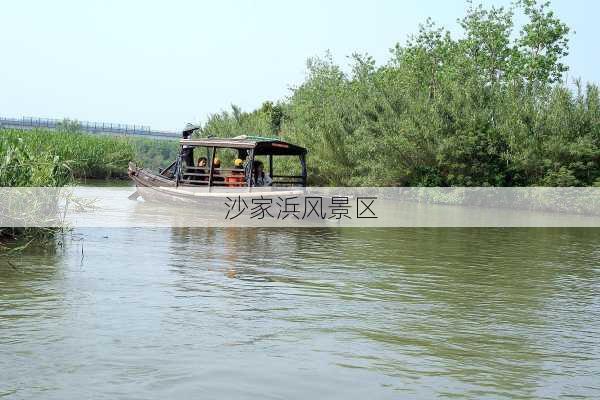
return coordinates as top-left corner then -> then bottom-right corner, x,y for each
181,125 -> 195,169
195,157 -> 208,182
233,158 -> 245,174
227,158 -> 246,187
212,157 -> 224,183
252,160 -> 272,187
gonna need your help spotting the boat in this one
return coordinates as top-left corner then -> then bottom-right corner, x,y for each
128,130 -> 308,204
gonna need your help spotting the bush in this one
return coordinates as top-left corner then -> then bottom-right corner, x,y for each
199,0 -> 599,187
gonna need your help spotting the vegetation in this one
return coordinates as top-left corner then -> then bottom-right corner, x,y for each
0,128 -> 135,180
199,0 -> 600,187
130,137 -> 179,172
0,129 -> 136,247
0,128 -> 182,180
0,133 -> 69,245
0,134 -> 72,187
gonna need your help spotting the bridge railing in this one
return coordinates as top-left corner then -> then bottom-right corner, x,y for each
0,116 -> 179,139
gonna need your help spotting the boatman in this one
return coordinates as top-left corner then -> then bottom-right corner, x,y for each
181,123 -> 199,170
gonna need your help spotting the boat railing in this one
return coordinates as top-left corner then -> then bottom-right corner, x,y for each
271,175 -> 305,187
184,166 -> 245,173
181,166 -> 247,187
180,167 -> 304,187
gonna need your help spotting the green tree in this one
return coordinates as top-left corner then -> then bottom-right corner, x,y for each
199,0 -> 597,187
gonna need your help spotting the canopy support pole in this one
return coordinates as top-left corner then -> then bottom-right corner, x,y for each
208,147 -> 216,189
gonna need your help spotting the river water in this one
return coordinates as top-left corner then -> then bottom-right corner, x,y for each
1,228 -> 600,399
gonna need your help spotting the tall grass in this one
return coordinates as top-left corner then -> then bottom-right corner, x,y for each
0,135 -> 72,187
1,128 -> 136,180
0,134 -> 72,245
0,128 -> 135,247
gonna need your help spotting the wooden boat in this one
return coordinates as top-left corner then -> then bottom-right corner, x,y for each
128,133 -> 308,203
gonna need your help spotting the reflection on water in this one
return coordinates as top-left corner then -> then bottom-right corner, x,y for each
1,228 -> 600,399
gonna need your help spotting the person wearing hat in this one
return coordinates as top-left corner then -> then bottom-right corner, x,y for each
182,123 -> 199,139
227,158 -> 246,187
233,158 -> 246,176
180,124 -> 198,178
212,157 -> 224,183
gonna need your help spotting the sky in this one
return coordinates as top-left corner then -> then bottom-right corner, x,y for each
1,0 -> 597,131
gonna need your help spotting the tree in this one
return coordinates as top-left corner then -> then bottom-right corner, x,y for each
198,0 -> 596,187
516,0 -> 570,85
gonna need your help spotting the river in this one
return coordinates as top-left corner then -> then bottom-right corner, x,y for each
1,228 -> 599,399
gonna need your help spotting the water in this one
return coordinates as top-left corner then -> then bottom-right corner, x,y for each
1,228 -> 599,399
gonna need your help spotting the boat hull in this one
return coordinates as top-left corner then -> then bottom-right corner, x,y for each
128,165 -> 305,206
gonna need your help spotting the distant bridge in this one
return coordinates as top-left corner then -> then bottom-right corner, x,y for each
0,116 -> 181,140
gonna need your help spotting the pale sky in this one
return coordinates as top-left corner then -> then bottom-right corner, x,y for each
1,0 -> 597,130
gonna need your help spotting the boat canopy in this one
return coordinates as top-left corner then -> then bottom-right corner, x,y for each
180,135 -> 307,156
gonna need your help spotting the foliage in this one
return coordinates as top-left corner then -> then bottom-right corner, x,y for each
0,134 -> 72,245
199,103 -> 275,138
129,137 -> 179,172
56,118 -> 83,134
200,0 -> 598,187
0,135 -> 72,187
0,128 -> 138,246
0,128 -> 135,180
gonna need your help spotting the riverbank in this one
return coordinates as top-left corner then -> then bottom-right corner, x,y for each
0,128 -> 137,247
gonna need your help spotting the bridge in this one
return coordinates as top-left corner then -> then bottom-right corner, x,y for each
0,116 -> 181,140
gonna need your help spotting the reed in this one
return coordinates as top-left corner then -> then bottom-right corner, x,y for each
0,128 -> 136,180
0,128 -> 135,248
